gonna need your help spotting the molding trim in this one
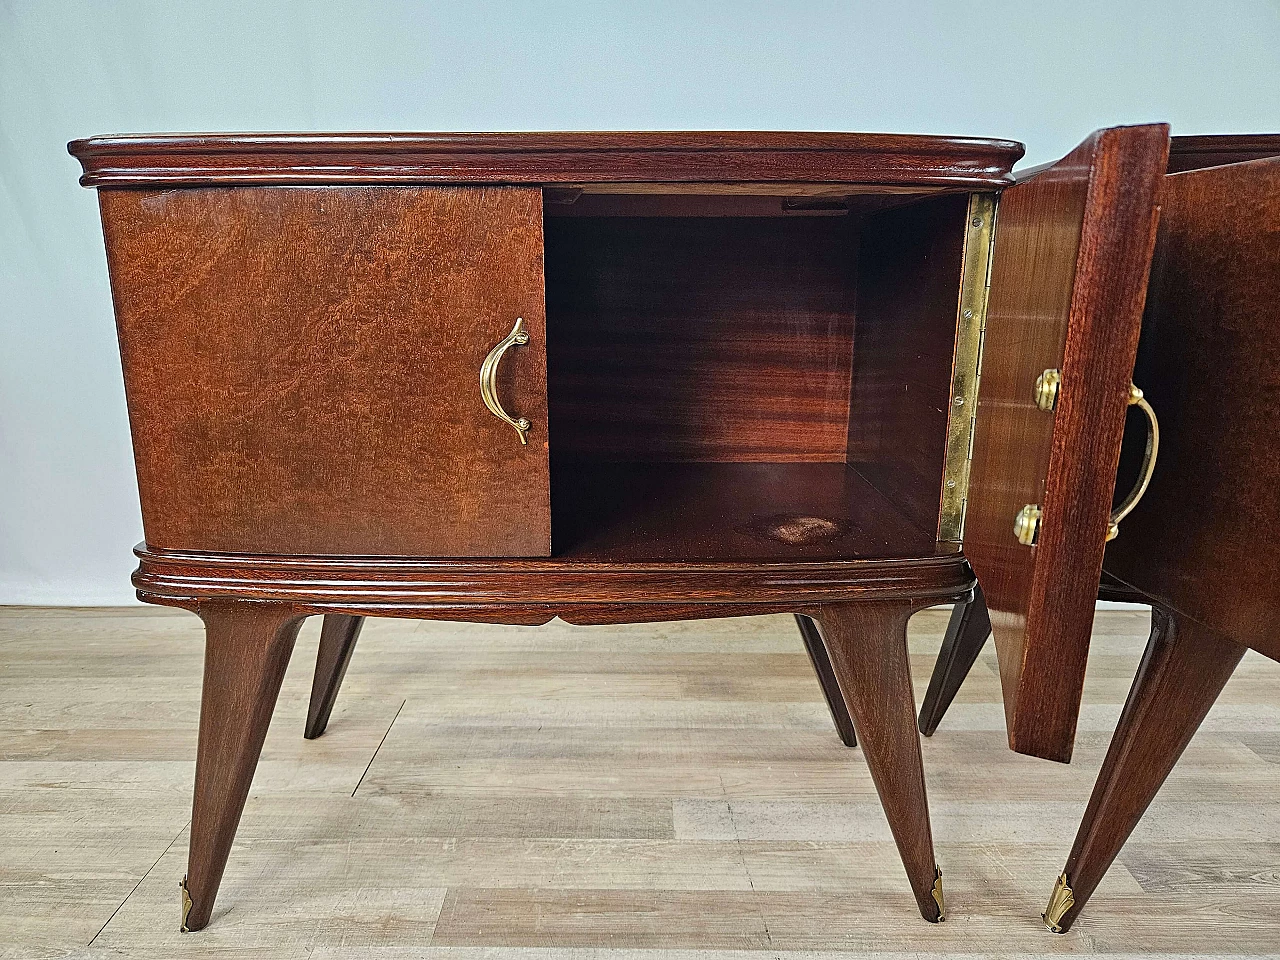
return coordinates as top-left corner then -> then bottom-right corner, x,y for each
69,131 -> 1024,188
132,544 -> 974,624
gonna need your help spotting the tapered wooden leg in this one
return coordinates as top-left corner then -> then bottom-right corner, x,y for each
809,600 -> 944,922
183,602 -> 304,932
304,615 -> 365,739
795,614 -> 856,747
918,585 -> 991,736
1044,609 -> 1245,933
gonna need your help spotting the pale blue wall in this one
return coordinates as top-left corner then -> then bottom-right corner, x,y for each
3,0 -> 1279,602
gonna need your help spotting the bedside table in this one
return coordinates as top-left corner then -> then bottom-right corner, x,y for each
71,127 -> 1172,929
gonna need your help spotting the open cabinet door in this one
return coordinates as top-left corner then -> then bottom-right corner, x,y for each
964,125 -> 1170,762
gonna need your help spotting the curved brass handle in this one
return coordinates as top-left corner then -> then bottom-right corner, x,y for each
1107,384 -> 1159,542
479,317 -> 531,445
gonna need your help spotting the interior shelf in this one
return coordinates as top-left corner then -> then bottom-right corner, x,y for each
550,461 -> 939,562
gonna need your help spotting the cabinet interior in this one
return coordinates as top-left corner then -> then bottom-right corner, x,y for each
543,189 -> 970,561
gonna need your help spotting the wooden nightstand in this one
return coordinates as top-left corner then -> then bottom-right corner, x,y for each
71,126 -> 1177,930
890,135 -> 1280,933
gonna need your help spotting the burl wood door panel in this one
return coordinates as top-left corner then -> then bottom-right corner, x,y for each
1105,156 -> 1280,662
964,125 -> 1169,761
99,186 -> 550,557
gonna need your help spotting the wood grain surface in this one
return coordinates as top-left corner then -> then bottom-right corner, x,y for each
128,538 -> 971,616
69,131 -> 1025,188
963,125 -> 1169,763
795,613 -> 858,747
546,215 -> 859,462
1104,157 -> 1280,661
5,605 -> 1279,955
808,600 -> 946,922
304,615 -> 364,740
1051,609 -> 1248,932
98,186 -> 551,557
550,462 -> 941,561
1166,133 -> 1280,172
184,602 -> 304,931
845,193 -> 970,532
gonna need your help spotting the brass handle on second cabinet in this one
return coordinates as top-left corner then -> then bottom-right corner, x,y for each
1014,385 -> 1158,547
1106,384 -> 1159,542
480,317 -> 531,445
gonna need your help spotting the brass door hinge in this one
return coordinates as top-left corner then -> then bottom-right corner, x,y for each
938,192 -> 998,543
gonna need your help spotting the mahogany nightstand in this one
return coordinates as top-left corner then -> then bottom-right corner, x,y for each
71,127 -> 1171,930
897,135 -> 1280,932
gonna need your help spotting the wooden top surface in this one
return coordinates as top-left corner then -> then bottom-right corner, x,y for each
68,131 -> 1024,188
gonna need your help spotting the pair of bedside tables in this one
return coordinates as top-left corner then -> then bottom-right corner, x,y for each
70,127 -> 1278,931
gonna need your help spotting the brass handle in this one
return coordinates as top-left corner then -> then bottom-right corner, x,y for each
1107,384 -> 1159,542
479,317 -> 531,445
1014,504 -> 1042,547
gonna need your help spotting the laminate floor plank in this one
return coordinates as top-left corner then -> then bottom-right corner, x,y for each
2,606 -> 1278,955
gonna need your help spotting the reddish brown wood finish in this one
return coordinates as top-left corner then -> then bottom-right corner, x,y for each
964,125 -> 1169,762
185,602 -> 304,932
1105,157 -> 1280,661
806,600 -> 945,922
794,614 -> 857,748
304,615 -> 364,739
543,191 -> 913,218
1166,133 -> 1280,172
845,193 -> 970,531
916,573 -> 1148,736
545,216 -> 859,462
1047,149 -> 1280,930
69,132 -> 1023,188
132,543 -> 973,619
1049,610 -> 1245,932
98,186 -> 550,557
917,583 -> 989,737
550,463 -> 940,561
75,127 -> 1180,933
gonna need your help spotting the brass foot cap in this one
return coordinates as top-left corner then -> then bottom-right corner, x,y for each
1042,872 -> 1075,934
931,866 -> 946,922
179,876 -> 193,933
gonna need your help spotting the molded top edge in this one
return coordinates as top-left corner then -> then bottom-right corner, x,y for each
68,130 -> 1025,188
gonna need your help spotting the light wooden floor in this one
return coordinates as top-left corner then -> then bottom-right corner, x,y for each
2,606 -> 1278,958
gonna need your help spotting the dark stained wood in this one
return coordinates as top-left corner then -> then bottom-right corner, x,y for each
1049,610 -> 1245,932
131,542 -> 973,615
916,573 -> 1149,736
78,124 -> 1231,932
1166,133 -> 1280,172
963,125 -> 1169,762
794,614 -> 856,747
97,186 -> 550,557
550,462 -> 941,561
545,216 -> 859,462
542,190 -> 915,219
303,615 -> 364,740
1048,147 -> 1280,929
917,583 -> 989,737
1104,157 -> 1280,662
69,131 -> 1024,188
845,193 -> 970,532
185,602 -> 304,931
807,600 -> 944,922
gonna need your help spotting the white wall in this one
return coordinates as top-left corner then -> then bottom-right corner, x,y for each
2,0 -> 1279,604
